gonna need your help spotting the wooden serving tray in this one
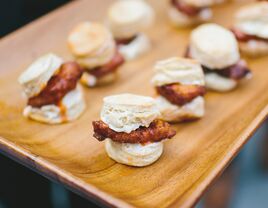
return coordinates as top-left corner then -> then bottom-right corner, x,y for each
0,0 -> 267,207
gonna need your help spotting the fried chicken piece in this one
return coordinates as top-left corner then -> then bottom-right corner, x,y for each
231,28 -> 268,43
171,0 -> 202,16
92,119 -> 176,144
217,60 -> 251,80
156,83 -> 206,106
203,60 -> 251,80
185,48 -> 251,80
28,62 -> 83,108
87,49 -> 124,78
115,35 -> 137,45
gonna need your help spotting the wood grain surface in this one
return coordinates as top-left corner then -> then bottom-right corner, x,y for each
0,0 -> 267,207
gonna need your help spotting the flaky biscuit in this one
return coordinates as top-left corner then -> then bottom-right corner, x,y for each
205,73 -> 237,92
76,37 -> 116,69
68,22 -> 116,68
68,22 -> 112,56
190,23 -> 240,69
235,2 -> 268,39
118,33 -> 151,60
181,0 -> 214,7
105,139 -> 163,167
156,96 -> 205,122
151,57 -> 205,87
107,0 -> 154,39
101,93 -> 160,133
168,6 -> 212,27
23,85 -> 86,124
18,53 -> 63,98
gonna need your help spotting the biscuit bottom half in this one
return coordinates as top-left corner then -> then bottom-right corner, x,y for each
118,33 -> 151,61
205,73 -> 237,92
156,95 -> 205,122
168,6 -> 212,27
105,139 -> 163,167
23,86 -> 86,124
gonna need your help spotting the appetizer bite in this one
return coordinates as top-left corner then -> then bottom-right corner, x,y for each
232,2 -> 268,56
18,53 -> 86,124
168,0 -> 213,27
151,57 -> 206,122
186,23 -> 252,92
68,22 -> 124,87
92,94 -> 176,167
107,0 -> 154,60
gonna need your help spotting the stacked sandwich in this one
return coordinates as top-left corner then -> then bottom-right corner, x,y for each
186,23 -> 252,92
68,22 -> 125,87
168,0 -> 213,27
107,0 -> 154,60
92,94 -> 176,167
232,2 -> 268,56
18,53 -> 86,124
152,57 -> 206,122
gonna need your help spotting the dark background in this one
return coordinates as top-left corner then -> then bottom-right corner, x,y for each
0,0 -> 68,37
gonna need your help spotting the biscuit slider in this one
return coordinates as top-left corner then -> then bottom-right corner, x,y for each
168,0 -> 213,27
92,94 -> 176,167
68,22 -> 125,87
186,23 -> 252,92
152,57 -> 206,122
107,0 -> 154,60
18,53 -> 86,124
232,2 -> 268,57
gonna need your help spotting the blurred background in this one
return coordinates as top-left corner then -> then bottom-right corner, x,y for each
0,1 -> 268,208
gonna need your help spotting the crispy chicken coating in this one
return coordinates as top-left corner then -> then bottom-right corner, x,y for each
87,49 -> 124,78
115,35 -> 137,45
203,60 -> 251,80
171,0 -> 203,16
231,28 -> 268,43
28,62 -> 83,108
156,83 -> 206,106
185,47 -> 251,80
92,119 -> 176,144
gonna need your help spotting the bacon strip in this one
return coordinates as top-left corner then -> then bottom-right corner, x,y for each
87,49 -> 124,78
28,62 -> 83,108
157,83 -> 206,106
92,120 -> 176,144
202,60 -> 251,80
185,47 -> 251,80
231,28 -> 268,43
115,35 -> 137,45
171,0 -> 202,16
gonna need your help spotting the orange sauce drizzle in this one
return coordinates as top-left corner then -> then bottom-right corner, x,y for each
58,102 -> 67,123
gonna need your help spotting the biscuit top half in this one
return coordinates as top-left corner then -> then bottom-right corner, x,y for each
151,57 -> 205,87
101,93 -> 160,133
190,23 -> 240,69
235,2 -> 268,39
